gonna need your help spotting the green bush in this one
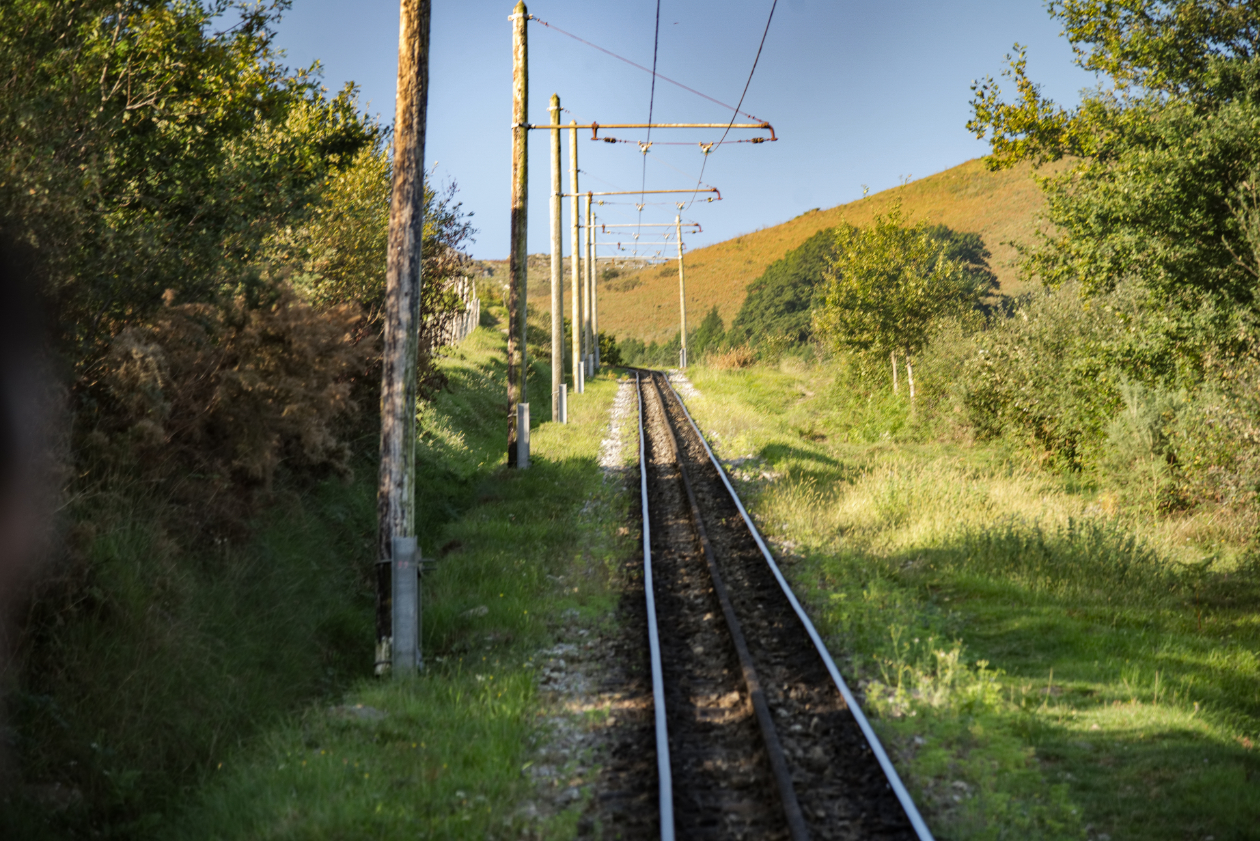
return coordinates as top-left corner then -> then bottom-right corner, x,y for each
960,281 -> 1182,468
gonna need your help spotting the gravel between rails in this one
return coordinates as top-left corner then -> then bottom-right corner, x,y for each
590,370 -> 920,840
644,373 -> 790,840
652,371 -> 917,840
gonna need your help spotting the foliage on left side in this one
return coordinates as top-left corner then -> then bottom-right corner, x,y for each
0,2 -> 474,835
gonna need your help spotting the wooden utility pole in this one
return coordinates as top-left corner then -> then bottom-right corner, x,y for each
568,121 -> 582,393
676,214 -> 688,369
591,206 -> 600,369
549,94 -> 563,421
507,0 -> 528,465
583,192 -> 593,378
377,0 -> 431,675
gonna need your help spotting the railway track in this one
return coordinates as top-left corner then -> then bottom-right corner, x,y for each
630,368 -> 933,841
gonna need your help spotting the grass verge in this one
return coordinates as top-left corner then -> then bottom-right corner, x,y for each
161,308 -> 630,839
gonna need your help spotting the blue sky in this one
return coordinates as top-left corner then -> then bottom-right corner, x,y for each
271,1 -> 1095,260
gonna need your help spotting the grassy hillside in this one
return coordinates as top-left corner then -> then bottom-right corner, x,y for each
584,158 -> 1053,343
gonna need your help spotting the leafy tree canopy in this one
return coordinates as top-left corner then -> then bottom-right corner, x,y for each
0,0 -> 382,367
813,206 -> 998,359
968,1 -> 1260,320
732,219 -> 995,350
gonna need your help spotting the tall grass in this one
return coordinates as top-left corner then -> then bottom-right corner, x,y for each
681,360 -> 1260,840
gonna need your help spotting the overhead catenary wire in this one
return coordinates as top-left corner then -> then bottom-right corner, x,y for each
688,0 -> 779,209
639,0 -> 663,256
596,136 -> 770,147
526,15 -> 764,122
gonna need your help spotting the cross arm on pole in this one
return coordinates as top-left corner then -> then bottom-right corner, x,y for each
561,187 -> 721,200
520,122 -> 776,142
599,222 -> 701,232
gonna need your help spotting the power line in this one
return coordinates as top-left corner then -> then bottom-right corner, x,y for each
527,15 -> 763,121
639,0 -> 662,257
688,0 -> 779,210
596,136 -> 769,147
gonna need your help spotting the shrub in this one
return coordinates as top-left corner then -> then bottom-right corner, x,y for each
91,285 -> 375,535
1100,381 -> 1183,514
709,346 -> 757,370
1165,357 -> 1260,511
961,280 -> 1181,468
598,331 -> 623,367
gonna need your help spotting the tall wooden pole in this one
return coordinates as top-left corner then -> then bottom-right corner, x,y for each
568,121 -> 582,393
591,206 -> 600,369
676,214 -> 688,369
507,1 -> 528,465
583,192 -> 593,376
549,94 -> 563,421
377,0 -> 431,675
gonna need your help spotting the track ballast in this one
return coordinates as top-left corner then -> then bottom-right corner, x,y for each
620,369 -> 932,841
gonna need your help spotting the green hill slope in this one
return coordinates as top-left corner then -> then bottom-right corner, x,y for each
596,158 -> 1053,343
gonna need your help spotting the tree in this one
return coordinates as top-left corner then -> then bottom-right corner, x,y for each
0,0 -> 382,371
813,207 -> 996,397
731,223 -> 995,350
690,306 -> 725,359
967,1 -> 1260,333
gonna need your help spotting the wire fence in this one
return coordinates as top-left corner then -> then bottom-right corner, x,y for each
422,276 -> 481,353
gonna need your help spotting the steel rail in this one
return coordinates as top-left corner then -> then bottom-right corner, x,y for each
636,372 -> 675,841
647,372 -> 810,841
659,374 -> 937,841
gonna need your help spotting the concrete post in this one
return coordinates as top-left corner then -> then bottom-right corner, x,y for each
391,536 -> 418,675
569,121 -> 583,393
549,94 -> 563,421
517,402 -> 530,468
507,0 -> 528,466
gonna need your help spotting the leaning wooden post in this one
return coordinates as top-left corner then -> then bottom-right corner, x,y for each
549,94 -> 563,421
676,213 -> 688,369
507,0 -> 528,465
568,120 -> 583,393
377,0 -> 431,676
